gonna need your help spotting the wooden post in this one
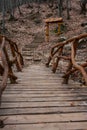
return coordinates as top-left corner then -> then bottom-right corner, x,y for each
62,60 -> 72,84
71,40 -> 87,85
4,46 -> 17,84
52,46 -> 63,73
10,43 -> 22,72
58,23 -> 62,35
45,23 -> 49,42
44,17 -> 63,42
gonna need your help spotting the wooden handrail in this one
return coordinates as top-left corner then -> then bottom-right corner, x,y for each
0,37 -> 8,100
0,35 -> 24,128
0,34 -> 24,101
46,33 -> 87,85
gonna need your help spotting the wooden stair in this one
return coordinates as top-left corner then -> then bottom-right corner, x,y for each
0,63 -> 87,129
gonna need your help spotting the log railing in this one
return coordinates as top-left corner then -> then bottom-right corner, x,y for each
0,37 -> 8,100
0,35 -> 24,102
0,35 -> 24,128
46,33 -> 87,85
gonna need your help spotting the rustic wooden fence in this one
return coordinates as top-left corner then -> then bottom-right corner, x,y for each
0,35 -> 24,103
46,33 -> 87,85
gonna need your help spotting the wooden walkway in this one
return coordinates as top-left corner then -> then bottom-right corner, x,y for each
0,63 -> 87,130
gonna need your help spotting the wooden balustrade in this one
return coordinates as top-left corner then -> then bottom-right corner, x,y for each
46,33 -> 87,85
0,35 -> 24,104
0,35 -> 24,128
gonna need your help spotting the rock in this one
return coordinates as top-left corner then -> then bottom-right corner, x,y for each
45,13 -> 53,18
84,25 -> 87,33
78,38 -> 87,49
81,22 -> 87,27
58,36 -> 67,42
34,19 -> 42,24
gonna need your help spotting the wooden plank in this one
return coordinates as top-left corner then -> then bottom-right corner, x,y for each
3,93 -> 87,98
3,91 -> 87,95
44,17 -> 63,23
18,82 -> 63,85
1,94 -> 87,101
0,106 -> 87,116
5,88 -> 86,93
2,95 -> 87,102
2,122 -> 87,130
17,77 -> 62,79
17,80 -> 63,83
3,89 -> 83,92
5,87 -> 87,92
1,113 -> 87,124
5,85 -> 86,90
1,100 -> 86,108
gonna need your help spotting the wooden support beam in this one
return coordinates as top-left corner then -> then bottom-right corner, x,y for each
52,46 -> 63,73
10,43 -> 22,72
62,60 -> 72,84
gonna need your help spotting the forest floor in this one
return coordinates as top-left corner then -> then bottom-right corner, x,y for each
0,0 -> 87,84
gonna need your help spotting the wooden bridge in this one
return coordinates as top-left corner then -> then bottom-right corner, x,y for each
0,63 -> 87,129
0,34 -> 87,129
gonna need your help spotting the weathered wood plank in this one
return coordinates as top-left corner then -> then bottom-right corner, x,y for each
2,122 -> 87,130
3,89 -> 85,92
4,87 -> 87,94
1,113 -> 87,124
2,95 -> 87,102
0,106 -> 87,116
2,93 -> 87,99
5,85 -> 87,90
1,101 -> 86,108
2,92 -> 87,97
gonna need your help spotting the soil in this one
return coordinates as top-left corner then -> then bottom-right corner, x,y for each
0,0 -> 87,84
